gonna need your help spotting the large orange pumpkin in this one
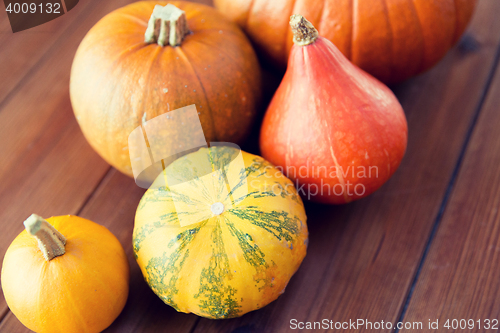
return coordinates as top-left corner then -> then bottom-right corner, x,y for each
70,1 -> 261,178
214,0 -> 477,83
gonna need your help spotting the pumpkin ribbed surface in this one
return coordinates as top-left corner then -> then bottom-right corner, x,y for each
70,1 -> 261,177
214,0 -> 476,83
133,146 -> 308,318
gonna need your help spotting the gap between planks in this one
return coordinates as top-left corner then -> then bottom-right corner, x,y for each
75,167 -> 113,216
0,0 -> 111,112
393,37 -> 500,333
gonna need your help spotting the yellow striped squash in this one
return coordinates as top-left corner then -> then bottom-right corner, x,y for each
133,146 -> 308,319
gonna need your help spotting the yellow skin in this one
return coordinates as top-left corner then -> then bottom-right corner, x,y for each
134,146 -> 308,318
1,215 -> 129,333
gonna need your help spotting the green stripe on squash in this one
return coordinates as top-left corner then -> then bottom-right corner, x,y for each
133,146 -> 308,319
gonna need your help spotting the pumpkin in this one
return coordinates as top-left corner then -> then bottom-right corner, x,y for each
1,215 -> 129,333
259,16 -> 408,204
133,146 -> 308,318
70,1 -> 262,178
214,0 -> 476,83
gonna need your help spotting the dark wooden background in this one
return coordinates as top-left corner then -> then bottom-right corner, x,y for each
1,0 -> 500,332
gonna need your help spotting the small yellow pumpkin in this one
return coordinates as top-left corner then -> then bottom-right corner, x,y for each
1,215 -> 129,333
133,146 -> 308,318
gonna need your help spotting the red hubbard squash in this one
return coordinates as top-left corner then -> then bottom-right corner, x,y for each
214,0 -> 477,83
70,1 -> 261,177
260,15 -> 408,204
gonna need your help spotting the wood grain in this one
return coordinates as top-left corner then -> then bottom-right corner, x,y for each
187,0 -> 500,331
0,0 -> 163,320
80,172 -> 198,333
0,0 -> 217,106
0,169 -> 200,332
400,39 -> 500,333
0,0 -> 109,104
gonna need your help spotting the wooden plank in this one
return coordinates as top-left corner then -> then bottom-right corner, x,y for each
0,0 -> 175,179
0,0 -> 216,106
0,0 -> 212,330
0,63 -> 110,323
0,0 -> 160,320
400,43 -> 500,332
0,12 -> 13,35
79,171 -> 199,333
0,0 -> 106,104
0,170 -> 200,332
184,0 -> 500,332
1,1 -> 497,333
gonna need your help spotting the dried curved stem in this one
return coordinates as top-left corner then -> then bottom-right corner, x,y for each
145,4 -> 190,47
24,214 -> 66,261
290,15 -> 319,46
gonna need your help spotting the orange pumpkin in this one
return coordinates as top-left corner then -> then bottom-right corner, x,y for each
70,1 -> 261,177
260,15 -> 408,204
1,215 -> 129,333
214,0 -> 476,83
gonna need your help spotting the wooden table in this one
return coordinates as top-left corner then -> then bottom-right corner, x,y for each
1,0 -> 500,332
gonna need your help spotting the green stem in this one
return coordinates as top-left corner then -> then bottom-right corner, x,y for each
144,4 -> 190,47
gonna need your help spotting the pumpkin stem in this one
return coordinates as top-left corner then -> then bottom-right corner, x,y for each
144,4 -> 190,47
24,214 -> 66,261
290,15 -> 318,46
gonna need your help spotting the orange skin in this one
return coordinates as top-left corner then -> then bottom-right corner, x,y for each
70,1 -> 261,177
260,36 -> 408,204
1,216 -> 129,333
214,0 -> 476,83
